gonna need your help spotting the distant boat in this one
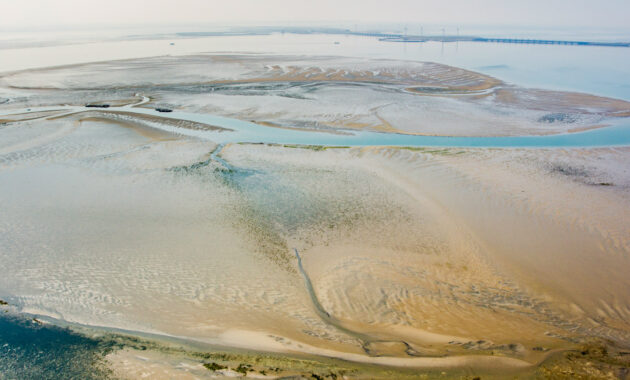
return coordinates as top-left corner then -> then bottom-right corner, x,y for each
155,108 -> 173,113
85,104 -> 110,108
170,42 -> 175,46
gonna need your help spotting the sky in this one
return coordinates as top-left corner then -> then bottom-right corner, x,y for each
1,0 -> 630,30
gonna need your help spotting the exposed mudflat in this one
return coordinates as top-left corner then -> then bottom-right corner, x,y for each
1,54 -> 630,379
3,55 -> 630,137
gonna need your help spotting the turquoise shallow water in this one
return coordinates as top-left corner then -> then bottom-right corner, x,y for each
136,108 -> 630,148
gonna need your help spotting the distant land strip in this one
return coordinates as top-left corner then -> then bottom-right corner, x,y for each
172,27 -> 630,48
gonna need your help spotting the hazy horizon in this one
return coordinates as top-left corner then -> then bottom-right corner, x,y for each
2,0 -> 630,31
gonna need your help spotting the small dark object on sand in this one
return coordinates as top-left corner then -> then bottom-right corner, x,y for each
155,108 -> 173,113
85,104 -> 110,108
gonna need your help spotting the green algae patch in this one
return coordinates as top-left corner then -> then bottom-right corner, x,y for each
203,362 -> 226,371
536,339 -> 630,379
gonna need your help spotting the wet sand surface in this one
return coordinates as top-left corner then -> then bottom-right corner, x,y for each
1,55 -> 630,379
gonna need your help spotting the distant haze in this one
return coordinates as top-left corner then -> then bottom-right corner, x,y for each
2,0 -> 630,30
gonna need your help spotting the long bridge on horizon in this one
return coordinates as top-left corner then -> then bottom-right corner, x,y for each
341,31 -> 630,47
473,37 -> 630,47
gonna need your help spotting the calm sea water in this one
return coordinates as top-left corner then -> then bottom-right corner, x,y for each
0,313 -> 113,379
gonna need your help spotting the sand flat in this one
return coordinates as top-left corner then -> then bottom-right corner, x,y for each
1,54 -> 630,378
